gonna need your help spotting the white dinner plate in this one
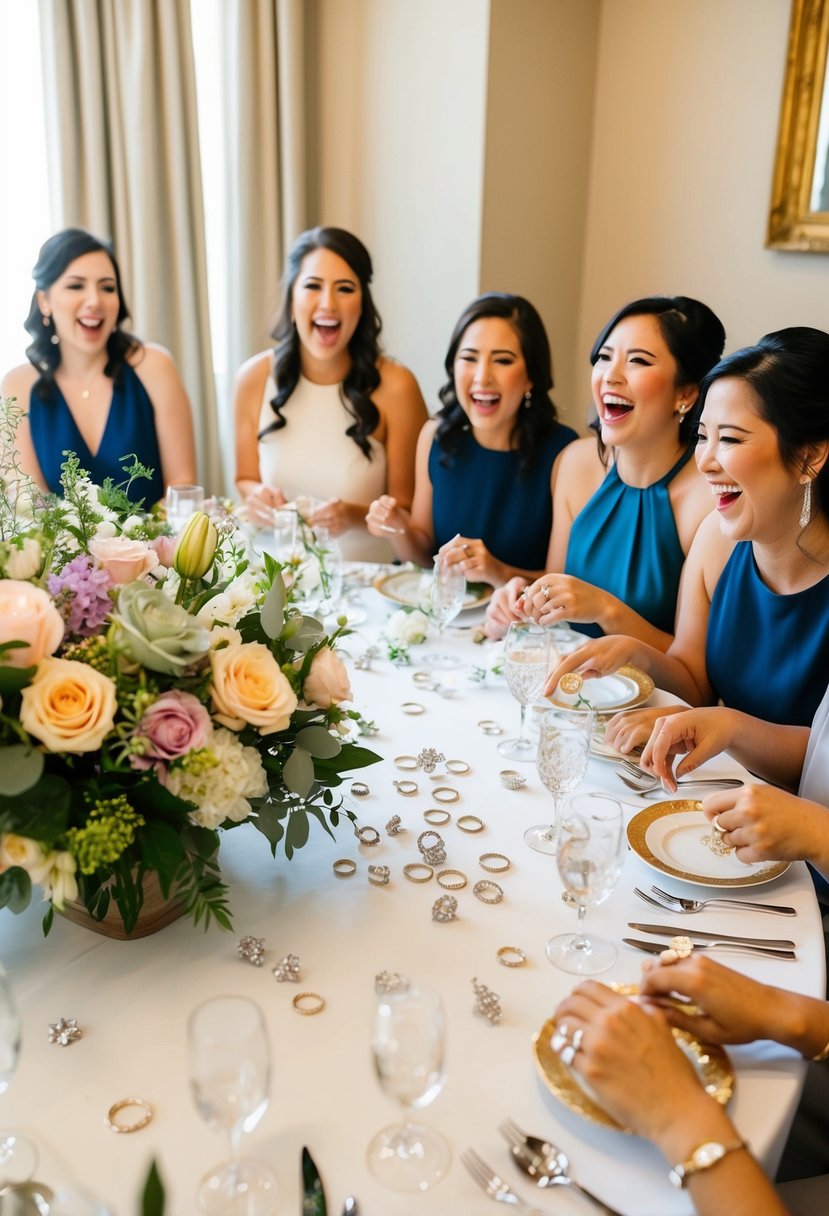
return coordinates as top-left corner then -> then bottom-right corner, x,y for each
627,800 -> 790,888
372,569 -> 492,612
548,665 -> 654,713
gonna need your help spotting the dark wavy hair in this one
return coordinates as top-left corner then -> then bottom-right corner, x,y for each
24,227 -> 140,397
260,226 -> 383,458
698,326 -> 829,525
435,293 -> 560,473
590,295 -> 726,459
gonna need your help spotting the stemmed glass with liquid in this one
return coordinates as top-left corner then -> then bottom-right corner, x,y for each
546,793 -> 626,974
420,557 -> 466,670
368,985 -> 450,1192
525,707 -> 595,854
497,623 -> 551,761
188,996 -> 277,1215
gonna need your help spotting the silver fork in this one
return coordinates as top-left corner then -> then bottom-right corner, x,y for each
461,1148 -> 542,1213
617,762 -> 743,795
650,883 -> 797,916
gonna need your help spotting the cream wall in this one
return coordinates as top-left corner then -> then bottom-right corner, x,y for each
577,0 -> 829,410
307,0 -> 490,410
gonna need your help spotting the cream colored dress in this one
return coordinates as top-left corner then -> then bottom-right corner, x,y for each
258,371 -> 392,562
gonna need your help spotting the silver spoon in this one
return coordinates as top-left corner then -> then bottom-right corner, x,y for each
499,1120 -> 622,1215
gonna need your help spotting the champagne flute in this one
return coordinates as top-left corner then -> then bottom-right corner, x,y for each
421,557 -> 466,670
525,707 -> 595,854
497,623 -> 551,761
368,986 -> 450,1192
165,483 -> 204,533
0,965 -> 38,1187
188,996 -> 276,1215
546,793 -> 625,974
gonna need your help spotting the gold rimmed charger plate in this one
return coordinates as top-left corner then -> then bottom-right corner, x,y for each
627,800 -> 790,889
533,992 -> 733,1132
548,665 -> 654,715
372,569 -> 492,612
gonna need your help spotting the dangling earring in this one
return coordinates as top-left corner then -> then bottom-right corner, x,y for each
800,478 -> 813,529
42,312 -> 59,345
523,391 -> 532,410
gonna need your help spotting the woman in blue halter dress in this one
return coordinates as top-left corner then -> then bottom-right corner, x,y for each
367,293 -> 577,586
551,327 -> 829,738
488,296 -> 727,645
3,227 -> 196,507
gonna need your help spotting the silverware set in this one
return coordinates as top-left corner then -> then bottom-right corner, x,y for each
616,756 -> 743,796
634,884 -> 796,916
463,1120 -> 622,1214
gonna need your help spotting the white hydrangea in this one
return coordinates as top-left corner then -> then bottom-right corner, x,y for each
3,537 -> 42,580
196,571 -> 260,628
168,728 -> 269,830
385,608 -> 429,646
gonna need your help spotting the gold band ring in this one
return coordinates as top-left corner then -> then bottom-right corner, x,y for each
393,780 -> 418,796
436,868 -> 468,890
479,852 -> 510,873
404,863 -> 434,883
497,946 -> 527,968
401,702 -> 426,715
477,719 -> 503,736
333,858 -> 357,876
445,759 -> 471,775
432,786 -> 460,805
106,1097 -> 153,1134
457,814 -> 484,833
394,755 -> 419,771
293,992 -> 326,1015
424,808 -> 451,826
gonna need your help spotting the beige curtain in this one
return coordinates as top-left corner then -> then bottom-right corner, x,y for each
222,0 -> 308,378
38,0 -> 222,494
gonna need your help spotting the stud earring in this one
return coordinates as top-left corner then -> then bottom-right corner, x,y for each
523,391 -> 532,410
800,478 -> 813,529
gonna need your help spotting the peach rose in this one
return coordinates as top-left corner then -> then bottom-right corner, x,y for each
20,658 -> 117,753
89,536 -> 157,585
0,833 -> 52,884
302,646 -> 352,708
210,642 -> 298,735
0,579 -> 64,667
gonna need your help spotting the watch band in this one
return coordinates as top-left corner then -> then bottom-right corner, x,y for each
669,1138 -> 747,1189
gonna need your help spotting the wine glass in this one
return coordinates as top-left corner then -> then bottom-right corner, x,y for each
546,793 -> 626,974
188,996 -> 277,1215
497,623 -> 551,761
368,985 -> 450,1192
315,532 -> 344,617
420,557 -> 466,670
524,707 -> 595,854
165,484 -> 204,533
0,965 -> 39,1187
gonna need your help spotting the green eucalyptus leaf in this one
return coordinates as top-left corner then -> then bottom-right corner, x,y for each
283,747 -> 315,798
260,574 -> 286,639
0,745 -> 44,795
0,867 -> 33,914
286,808 -> 310,855
141,1159 -> 166,1216
297,725 -> 341,759
285,616 -> 325,654
250,801 -> 287,854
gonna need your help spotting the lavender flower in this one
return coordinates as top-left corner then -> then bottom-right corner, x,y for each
49,555 -> 114,637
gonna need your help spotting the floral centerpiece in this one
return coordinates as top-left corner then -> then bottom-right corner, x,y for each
0,398 -> 378,935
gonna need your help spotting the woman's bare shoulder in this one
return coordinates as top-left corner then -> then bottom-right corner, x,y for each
1,362 -> 38,401
377,355 -> 422,396
556,435 -> 604,478
235,349 -> 273,390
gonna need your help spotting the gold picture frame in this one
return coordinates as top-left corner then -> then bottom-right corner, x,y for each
767,0 -> 829,252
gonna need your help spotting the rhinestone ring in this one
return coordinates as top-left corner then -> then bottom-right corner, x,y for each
356,825 -> 380,845
432,895 -> 458,922
351,781 -> 369,797
474,879 -> 504,904
497,946 -> 527,968
436,868 -> 468,890
393,780 -> 418,797
432,786 -> 460,805
479,852 -> 510,873
368,864 -> 391,886
404,863 -> 434,883
499,769 -> 526,791
293,992 -> 326,1016
457,814 -> 484,833
424,808 -> 451,826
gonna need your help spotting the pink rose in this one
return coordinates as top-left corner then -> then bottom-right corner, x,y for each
0,580 -> 64,668
89,536 -> 157,584
149,534 -> 178,568
131,690 -> 212,776
302,647 -> 352,708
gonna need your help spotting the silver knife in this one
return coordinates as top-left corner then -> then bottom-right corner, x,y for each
628,922 -> 796,949
624,937 -> 796,960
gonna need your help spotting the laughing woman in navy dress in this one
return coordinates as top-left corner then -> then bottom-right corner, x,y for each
2,228 -> 196,506
549,328 -> 829,733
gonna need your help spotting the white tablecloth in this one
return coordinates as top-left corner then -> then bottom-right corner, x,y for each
2,576 -> 825,1215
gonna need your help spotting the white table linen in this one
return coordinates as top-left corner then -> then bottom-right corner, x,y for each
1,576 -> 825,1215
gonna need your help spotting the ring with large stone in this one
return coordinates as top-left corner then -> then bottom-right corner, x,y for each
238,935 -> 267,966
541,584 -> 552,600
48,1017 -> 82,1046
375,971 -> 409,995
385,814 -> 402,836
432,894 -> 458,922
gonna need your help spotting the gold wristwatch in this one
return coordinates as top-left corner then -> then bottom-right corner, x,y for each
669,1138 -> 747,1188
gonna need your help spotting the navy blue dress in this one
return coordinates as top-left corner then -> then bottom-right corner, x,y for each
706,542 -> 829,727
564,447 -> 693,637
429,425 -> 577,571
29,366 -> 164,506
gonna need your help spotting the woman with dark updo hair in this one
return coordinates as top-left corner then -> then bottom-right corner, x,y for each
2,227 -> 196,506
234,226 -> 427,561
366,293 -> 578,585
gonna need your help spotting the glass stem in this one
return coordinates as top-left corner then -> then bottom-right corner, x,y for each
228,1124 -> 243,1187
517,703 -> 527,744
542,796 -> 562,843
572,902 -> 589,949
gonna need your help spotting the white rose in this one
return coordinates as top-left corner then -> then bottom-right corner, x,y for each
0,834 -> 52,883
386,608 -> 429,646
4,538 -> 42,580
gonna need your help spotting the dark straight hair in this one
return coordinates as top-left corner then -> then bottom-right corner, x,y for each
25,227 -> 139,395
435,292 -> 561,473
261,226 -> 383,458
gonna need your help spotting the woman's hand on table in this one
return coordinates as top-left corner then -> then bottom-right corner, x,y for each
524,573 -> 611,629
437,534 -> 505,586
244,482 -> 287,524
484,577 -> 529,639
638,707 -> 739,788
544,635 -> 637,698
552,981 -> 716,1144
606,705 -> 686,758
702,785 -> 829,868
